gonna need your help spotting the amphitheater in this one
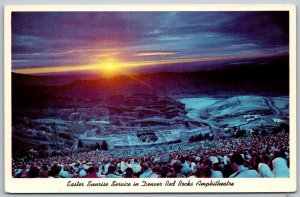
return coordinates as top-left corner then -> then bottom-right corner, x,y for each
71,94 -> 212,150
74,125 -> 210,149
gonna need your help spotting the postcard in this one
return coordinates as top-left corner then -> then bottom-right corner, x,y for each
4,4 -> 296,193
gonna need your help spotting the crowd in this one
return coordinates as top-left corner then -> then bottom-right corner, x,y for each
12,132 -> 289,178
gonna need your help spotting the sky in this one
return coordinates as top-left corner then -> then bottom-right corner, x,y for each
11,11 -> 289,75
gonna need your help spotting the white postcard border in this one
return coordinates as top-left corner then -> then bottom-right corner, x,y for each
4,4 -> 297,193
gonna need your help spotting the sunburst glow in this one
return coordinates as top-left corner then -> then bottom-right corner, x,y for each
98,58 -> 123,75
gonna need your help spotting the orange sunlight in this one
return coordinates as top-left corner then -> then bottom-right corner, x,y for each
11,52 -> 278,75
97,58 -> 123,75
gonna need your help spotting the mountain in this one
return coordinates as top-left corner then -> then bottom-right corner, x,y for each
12,55 -> 289,108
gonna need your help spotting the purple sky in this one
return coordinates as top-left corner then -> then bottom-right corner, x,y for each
11,11 -> 289,75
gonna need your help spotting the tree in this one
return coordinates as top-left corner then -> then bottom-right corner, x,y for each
209,134 -> 214,141
189,136 -> 195,143
12,137 -> 27,158
37,144 -> 48,150
78,139 -> 83,148
94,142 -> 101,150
51,150 -> 58,157
236,129 -> 246,138
198,134 -> 203,141
58,133 -> 72,140
261,129 -> 268,136
38,149 -> 48,158
272,127 -> 281,135
279,123 -> 289,133
204,133 -> 210,140
189,134 -> 204,143
101,140 -> 108,150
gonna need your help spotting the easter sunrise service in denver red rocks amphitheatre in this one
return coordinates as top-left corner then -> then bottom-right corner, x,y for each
11,10 -> 291,180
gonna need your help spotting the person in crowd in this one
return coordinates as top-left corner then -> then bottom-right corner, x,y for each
272,157 -> 289,178
150,166 -> 162,178
118,159 -> 127,173
258,162 -> 273,178
139,164 -> 152,178
67,166 -> 77,178
13,164 -> 27,178
48,164 -> 63,178
249,153 -> 262,172
78,169 -> 87,177
167,161 -> 185,178
180,156 -> 193,176
229,153 -> 260,178
160,155 -> 173,178
105,165 -> 122,178
83,166 -> 100,178
104,160 -> 111,174
200,158 -> 223,178
28,165 -> 40,178
188,165 -> 202,178
199,164 -> 212,178
123,167 -> 137,178
11,132 -> 289,179
132,159 -> 142,176
211,163 -> 224,178
39,164 -> 49,178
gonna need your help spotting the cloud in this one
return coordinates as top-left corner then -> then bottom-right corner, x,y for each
135,51 -> 179,57
11,11 -> 289,72
12,51 -> 284,75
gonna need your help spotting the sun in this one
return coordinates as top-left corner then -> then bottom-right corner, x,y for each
99,58 -> 123,75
